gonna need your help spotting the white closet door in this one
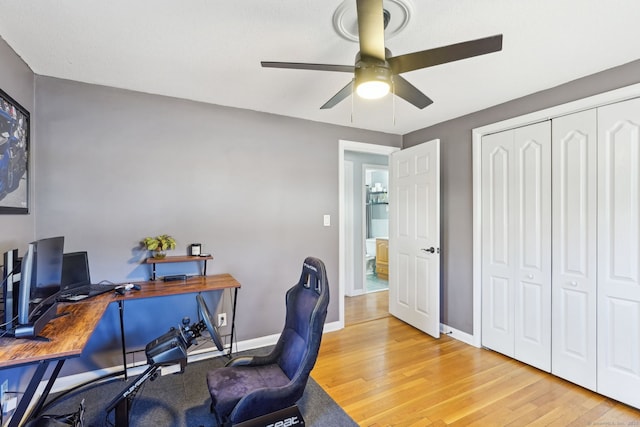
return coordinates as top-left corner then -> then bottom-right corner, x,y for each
482,130 -> 516,356
512,123 -> 552,372
597,98 -> 640,408
551,109 -> 597,390
481,122 -> 551,371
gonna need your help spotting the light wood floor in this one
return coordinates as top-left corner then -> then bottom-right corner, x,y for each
345,291 -> 390,326
314,292 -> 640,426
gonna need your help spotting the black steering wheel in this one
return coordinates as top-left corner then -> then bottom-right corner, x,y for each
196,294 -> 224,351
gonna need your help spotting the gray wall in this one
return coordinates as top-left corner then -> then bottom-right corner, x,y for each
33,76 -> 401,374
404,59 -> 640,335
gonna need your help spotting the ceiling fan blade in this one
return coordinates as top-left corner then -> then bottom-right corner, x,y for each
356,0 -> 386,60
261,62 -> 355,73
389,34 -> 503,74
393,75 -> 433,109
320,81 -> 354,109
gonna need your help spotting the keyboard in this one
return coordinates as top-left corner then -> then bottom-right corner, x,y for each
58,284 -> 118,302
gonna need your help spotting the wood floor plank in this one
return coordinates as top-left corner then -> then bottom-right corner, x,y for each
312,310 -> 640,426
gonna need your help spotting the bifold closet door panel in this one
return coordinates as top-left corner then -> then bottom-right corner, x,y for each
551,109 -> 597,391
481,121 -> 551,372
481,129 -> 516,358
597,97 -> 640,409
512,122 -> 552,372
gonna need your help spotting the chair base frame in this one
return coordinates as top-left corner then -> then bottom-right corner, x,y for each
232,404 -> 305,427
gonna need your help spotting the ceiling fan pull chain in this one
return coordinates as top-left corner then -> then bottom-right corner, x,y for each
392,79 -> 396,126
351,78 -> 355,123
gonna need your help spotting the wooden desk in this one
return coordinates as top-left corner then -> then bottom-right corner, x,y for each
113,274 -> 240,378
0,299 -> 108,369
116,273 -> 239,301
0,274 -> 240,427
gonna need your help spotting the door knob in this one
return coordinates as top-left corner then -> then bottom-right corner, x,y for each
421,247 -> 436,254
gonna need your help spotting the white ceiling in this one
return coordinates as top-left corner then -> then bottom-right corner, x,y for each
1,0 -> 640,135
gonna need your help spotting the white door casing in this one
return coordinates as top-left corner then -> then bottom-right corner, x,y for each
389,139 -> 440,338
597,97 -> 640,408
344,160 -> 357,296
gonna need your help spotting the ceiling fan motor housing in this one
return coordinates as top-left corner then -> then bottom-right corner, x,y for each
354,52 -> 393,90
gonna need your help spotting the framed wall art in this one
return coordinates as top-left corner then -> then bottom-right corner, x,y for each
0,87 -> 29,214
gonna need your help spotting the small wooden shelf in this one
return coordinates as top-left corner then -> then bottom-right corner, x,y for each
145,255 -> 213,280
145,255 -> 213,264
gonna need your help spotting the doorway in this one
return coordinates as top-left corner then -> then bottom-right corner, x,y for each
339,140 -> 399,328
363,165 -> 389,293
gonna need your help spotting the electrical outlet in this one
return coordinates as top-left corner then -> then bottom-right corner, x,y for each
217,313 -> 227,328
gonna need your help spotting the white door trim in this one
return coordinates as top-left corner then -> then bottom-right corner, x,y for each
472,82 -> 640,348
344,160 -> 356,296
339,140 -> 400,328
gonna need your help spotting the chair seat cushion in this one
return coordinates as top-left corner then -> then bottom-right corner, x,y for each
207,364 -> 291,417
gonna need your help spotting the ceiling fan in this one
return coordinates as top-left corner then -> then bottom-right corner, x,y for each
261,0 -> 503,109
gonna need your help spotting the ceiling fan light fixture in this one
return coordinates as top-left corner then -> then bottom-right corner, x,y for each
355,64 -> 392,100
356,80 -> 390,99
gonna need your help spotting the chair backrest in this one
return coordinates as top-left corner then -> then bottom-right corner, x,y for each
276,257 -> 330,382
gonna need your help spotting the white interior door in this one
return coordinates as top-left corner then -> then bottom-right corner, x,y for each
388,139 -> 440,338
597,97 -> 640,408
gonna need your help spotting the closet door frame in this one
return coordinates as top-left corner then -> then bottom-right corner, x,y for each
471,82 -> 640,347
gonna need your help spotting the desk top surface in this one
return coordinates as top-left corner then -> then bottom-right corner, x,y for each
0,274 -> 240,369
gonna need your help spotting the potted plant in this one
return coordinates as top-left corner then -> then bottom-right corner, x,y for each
141,234 -> 176,259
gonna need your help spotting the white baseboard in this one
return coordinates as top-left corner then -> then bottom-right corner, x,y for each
440,323 -> 478,347
323,320 -> 342,333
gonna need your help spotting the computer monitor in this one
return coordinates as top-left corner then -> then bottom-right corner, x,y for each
16,236 -> 64,338
60,251 -> 91,291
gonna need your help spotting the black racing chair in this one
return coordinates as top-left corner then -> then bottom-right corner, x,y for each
206,257 -> 330,426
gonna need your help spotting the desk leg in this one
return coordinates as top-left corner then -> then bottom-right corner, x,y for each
228,288 -> 238,358
119,300 -> 128,380
31,360 -> 65,418
9,360 -> 50,427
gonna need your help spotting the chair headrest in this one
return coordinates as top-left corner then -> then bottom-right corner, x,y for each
299,257 -> 328,297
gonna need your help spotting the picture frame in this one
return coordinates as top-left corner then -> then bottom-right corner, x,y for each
0,87 -> 29,214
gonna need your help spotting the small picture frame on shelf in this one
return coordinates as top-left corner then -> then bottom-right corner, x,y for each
190,243 -> 202,256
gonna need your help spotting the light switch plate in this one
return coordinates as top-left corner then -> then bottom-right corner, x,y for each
323,214 -> 331,226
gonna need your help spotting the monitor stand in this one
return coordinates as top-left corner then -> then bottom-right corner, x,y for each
14,302 -> 69,340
